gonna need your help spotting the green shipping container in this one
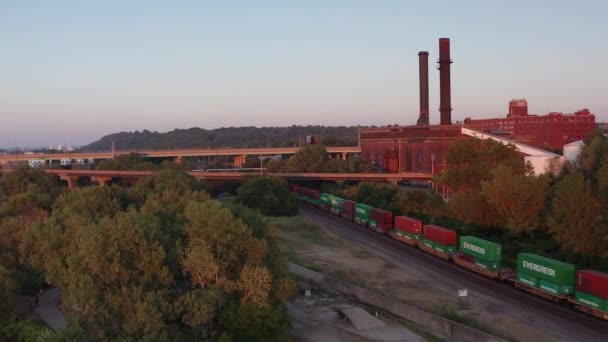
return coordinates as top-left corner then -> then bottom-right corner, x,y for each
393,230 -> 420,241
459,236 -> 501,262
320,193 -> 333,206
517,272 -> 537,287
354,204 -> 372,223
330,196 -> 344,212
434,243 -> 456,253
538,279 -> 573,295
575,291 -> 604,311
474,259 -> 501,271
517,253 -> 575,286
422,239 -> 434,249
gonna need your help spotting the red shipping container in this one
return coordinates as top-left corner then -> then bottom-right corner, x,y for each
576,270 -> 608,299
341,200 -> 356,220
423,224 -> 456,246
459,253 -> 475,263
370,208 -> 393,231
395,216 -> 422,235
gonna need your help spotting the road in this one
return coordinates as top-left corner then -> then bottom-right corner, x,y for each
299,206 -> 608,341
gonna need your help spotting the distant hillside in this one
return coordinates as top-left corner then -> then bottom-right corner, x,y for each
80,126 -> 366,151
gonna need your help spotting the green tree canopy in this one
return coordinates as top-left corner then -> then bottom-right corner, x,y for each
481,165 -> 549,233
549,172 -> 606,257
236,177 -> 297,216
437,138 -> 523,191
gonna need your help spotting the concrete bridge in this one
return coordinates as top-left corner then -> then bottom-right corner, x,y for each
0,146 -> 361,167
0,169 -> 432,189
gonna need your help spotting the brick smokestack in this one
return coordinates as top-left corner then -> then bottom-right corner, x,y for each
417,51 -> 429,126
438,38 -> 452,125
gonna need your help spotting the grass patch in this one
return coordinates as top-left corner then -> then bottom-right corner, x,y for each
362,307 -> 445,342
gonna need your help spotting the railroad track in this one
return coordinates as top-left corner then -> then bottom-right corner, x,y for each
299,206 -> 608,340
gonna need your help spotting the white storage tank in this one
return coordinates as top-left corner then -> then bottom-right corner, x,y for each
563,140 -> 584,163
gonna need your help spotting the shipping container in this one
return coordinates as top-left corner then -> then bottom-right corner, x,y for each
474,258 -> 501,271
394,216 -> 422,235
319,193 -> 333,210
340,200 -> 356,221
459,236 -> 501,262
433,243 -> 456,253
330,196 -> 344,214
576,270 -> 608,300
423,225 -> 456,246
422,239 -> 434,249
393,230 -> 420,241
369,208 -> 393,233
517,253 -> 575,286
354,203 -> 372,225
575,291 -> 605,311
538,279 -> 573,295
517,272 -> 537,287
459,252 -> 475,263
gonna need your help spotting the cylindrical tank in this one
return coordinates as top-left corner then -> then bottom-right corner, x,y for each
438,38 -> 452,125
563,140 -> 584,162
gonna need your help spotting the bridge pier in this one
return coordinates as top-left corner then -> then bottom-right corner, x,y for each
92,176 -> 112,186
234,155 -> 247,168
59,175 -> 79,190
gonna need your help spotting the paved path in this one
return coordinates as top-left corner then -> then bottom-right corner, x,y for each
35,288 -> 68,332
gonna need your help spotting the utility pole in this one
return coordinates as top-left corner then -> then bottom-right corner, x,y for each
260,156 -> 263,177
430,153 -> 436,191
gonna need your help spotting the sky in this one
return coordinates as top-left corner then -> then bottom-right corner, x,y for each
1,1 -> 607,147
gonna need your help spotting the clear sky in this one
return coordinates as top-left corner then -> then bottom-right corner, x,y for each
1,1 -> 607,147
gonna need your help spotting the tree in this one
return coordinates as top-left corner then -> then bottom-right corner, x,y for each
355,182 -> 402,213
236,177 -> 297,216
15,170 -> 293,340
437,138 -> 523,191
481,165 -> 549,233
549,172 -> 606,257
28,210 -> 172,339
448,189 -> 503,228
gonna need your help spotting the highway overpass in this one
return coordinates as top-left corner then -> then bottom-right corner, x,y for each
0,146 -> 361,166
0,169 -> 432,189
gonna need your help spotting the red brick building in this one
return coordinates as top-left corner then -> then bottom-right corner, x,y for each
463,99 -> 595,150
360,125 -> 463,174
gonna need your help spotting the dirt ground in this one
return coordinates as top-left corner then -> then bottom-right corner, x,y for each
270,214 -> 579,342
289,285 -> 433,342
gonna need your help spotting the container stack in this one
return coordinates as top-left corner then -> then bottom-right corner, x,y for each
329,196 -> 344,215
319,193 -> 333,210
354,203 -> 372,225
575,270 -> 608,312
369,208 -> 393,233
516,253 -> 575,295
423,225 -> 457,253
340,200 -> 356,220
393,216 -> 422,241
459,236 -> 502,271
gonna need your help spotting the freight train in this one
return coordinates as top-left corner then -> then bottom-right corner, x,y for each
289,184 -> 608,321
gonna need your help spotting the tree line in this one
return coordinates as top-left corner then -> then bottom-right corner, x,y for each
0,167 -> 294,341
80,126 -> 364,151
318,133 -> 608,270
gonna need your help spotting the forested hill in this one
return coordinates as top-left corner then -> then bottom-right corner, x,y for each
80,125 -> 365,151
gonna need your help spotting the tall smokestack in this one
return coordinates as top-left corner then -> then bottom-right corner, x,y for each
417,51 -> 429,126
438,38 -> 452,125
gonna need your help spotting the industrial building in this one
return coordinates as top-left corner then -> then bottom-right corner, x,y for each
463,100 -> 595,150
359,38 -> 595,174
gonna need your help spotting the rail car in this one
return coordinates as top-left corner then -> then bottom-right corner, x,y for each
288,184 -> 608,321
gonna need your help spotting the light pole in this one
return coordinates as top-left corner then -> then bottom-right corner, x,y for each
430,153 -> 436,191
